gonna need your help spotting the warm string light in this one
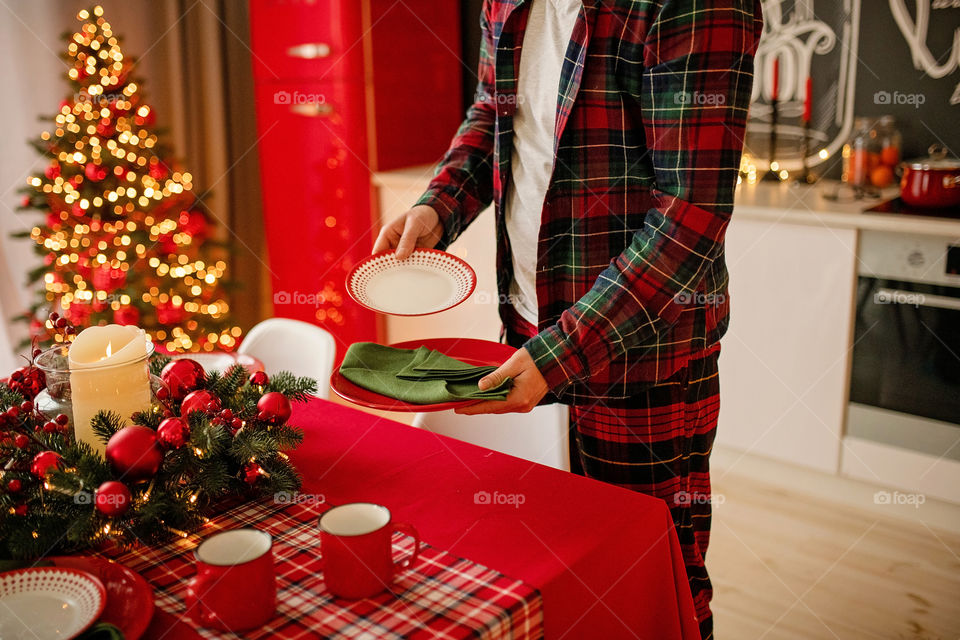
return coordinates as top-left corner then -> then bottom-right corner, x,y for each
21,7 -> 241,353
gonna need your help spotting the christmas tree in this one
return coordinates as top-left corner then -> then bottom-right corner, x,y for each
16,5 -> 241,353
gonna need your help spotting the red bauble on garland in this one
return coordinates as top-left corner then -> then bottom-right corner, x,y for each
105,426 -> 163,482
249,371 -> 268,387
156,417 -> 189,449
30,451 -> 64,480
180,390 -> 220,417
95,480 -> 131,517
160,359 -> 205,401
243,463 -> 261,485
257,392 -> 291,425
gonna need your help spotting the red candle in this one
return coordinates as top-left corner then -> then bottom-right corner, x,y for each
803,76 -> 812,123
771,57 -> 779,102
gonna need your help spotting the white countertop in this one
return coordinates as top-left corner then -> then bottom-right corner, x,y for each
372,166 -> 960,239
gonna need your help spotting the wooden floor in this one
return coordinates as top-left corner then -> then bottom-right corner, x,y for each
709,468 -> 960,639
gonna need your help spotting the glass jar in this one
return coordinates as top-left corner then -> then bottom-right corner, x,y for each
33,343 -> 167,447
842,116 -> 901,193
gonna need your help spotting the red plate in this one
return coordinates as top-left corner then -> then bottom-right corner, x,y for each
330,338 -> 516,412
345,249 -> 477,316
49,556 -> 154,640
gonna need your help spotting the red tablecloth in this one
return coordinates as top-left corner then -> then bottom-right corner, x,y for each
144,398 -> 700,639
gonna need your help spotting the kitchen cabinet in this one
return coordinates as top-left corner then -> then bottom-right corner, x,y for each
715,218 -> 858,474
248,0 -> 462,354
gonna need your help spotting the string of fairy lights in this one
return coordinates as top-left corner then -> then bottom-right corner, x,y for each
25,6 -> 241,353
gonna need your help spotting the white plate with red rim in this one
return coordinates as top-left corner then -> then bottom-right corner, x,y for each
346,249 -> 477,316
0,567 -> 107,639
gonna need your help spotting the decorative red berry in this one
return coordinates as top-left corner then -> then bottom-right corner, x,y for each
43,421 -> 59,433
7,479 -> 22,493
20,401 -> 33,413
14,434 -> 30,449
55,413 -> 69,426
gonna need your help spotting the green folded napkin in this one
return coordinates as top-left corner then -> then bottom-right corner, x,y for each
340,343 -> 512,404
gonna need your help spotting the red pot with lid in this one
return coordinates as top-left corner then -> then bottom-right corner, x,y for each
900,144 -> 960,209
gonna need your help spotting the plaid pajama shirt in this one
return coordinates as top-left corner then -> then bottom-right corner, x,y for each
417,1 -> 761,637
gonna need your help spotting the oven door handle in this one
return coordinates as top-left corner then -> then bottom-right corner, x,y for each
875,288 -> 960,311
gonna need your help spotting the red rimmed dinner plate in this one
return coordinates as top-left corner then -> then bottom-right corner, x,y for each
330,338 -> 516,412
49,556 -> 154,640
0,566 -> 106,640
346,249 -> 477,316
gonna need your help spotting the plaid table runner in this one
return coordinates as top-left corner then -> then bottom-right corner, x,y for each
98,498 -> 544,639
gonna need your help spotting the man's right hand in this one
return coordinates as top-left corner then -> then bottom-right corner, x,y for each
372,205 -> 444,260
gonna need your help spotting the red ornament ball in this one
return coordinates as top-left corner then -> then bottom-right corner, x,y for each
14,434 -> 30,449
105,426 -> 163,482
95,480 -> 132,517
249,371 -> 268,387
181,390 -> 220,417
160,359 -> 206,400
13,504 -> 27,517
84,162 -> 108,182
243,463 -> 261,485
157,417 -> 189,449
7,478 -> 22,493
30,450 -> 64,480
257,392 -> 291,425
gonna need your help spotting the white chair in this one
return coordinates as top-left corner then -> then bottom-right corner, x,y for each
412,403 -> 570,471
238,318 -> 337,399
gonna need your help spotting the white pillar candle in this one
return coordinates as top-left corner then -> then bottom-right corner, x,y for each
69,324 -> 152,455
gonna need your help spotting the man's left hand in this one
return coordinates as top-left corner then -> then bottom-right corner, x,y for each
456,348 -> 550,415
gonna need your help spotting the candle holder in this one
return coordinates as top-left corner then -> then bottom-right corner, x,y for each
34,342 -> 167,444
794,120 -> 817,185
762,99 -> 783,182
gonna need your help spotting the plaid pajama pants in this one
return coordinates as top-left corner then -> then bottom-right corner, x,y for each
506,317 -> 721,640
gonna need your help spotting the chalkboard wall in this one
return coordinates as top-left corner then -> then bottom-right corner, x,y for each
458,1 -> 959,173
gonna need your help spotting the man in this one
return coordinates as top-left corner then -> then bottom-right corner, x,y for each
374,1 -> 762,637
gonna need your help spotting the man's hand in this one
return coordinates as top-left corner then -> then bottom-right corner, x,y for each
456,348 -> 550,415
372,205 -> 444,260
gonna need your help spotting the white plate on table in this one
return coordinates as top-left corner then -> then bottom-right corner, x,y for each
0,567 -> 106,639
346,249 -> 477,316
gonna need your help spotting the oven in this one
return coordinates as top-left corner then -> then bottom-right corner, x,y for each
847,230 -> 960,461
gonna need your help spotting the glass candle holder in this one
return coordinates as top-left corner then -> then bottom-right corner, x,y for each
34,343 -> 166,449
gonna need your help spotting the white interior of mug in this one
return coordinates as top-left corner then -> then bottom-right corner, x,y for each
319,503 -> 390,536
196,529 -> 271,566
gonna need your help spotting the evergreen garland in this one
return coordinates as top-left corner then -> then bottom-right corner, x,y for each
0,354 -> 315,560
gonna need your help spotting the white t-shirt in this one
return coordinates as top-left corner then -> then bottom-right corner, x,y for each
504,0 -> 581,325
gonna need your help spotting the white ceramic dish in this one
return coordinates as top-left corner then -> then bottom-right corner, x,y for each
0,567 -> 107,640
346,249 -> 477,316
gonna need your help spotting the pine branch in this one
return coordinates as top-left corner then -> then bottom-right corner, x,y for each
265,372 -> 318,402
149,354 -> 172,377
91,411 -> 124,444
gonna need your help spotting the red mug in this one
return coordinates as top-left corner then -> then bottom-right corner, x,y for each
185,529 -> 276,630
318,502 -> 421,599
